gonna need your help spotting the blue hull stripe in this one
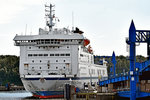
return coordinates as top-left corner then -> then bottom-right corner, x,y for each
35,91 -> 64,96
25,77 -> 101,80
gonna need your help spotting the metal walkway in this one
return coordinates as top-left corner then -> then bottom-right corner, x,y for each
99,59 -> 150,86
99,20 -> 150,100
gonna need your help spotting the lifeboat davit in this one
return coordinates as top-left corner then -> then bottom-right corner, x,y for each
84,39 -> 90,46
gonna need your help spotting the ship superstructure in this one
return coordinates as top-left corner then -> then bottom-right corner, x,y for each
14,4 -> 108,98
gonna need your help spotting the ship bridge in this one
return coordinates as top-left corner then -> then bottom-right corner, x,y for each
14,33 -> 84,46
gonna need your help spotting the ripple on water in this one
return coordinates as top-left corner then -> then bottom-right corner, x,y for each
0,90 -> 32,100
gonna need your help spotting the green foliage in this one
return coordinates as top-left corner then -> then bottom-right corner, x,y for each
0,55 -> 22,85
94,55 -> 147,75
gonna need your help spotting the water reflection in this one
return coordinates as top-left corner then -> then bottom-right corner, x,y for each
0,90 -> 32,100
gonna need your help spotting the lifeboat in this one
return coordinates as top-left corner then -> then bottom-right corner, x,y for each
84,39 -> 90,46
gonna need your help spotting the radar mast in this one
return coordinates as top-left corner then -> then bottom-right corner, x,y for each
45,4 -> 55,31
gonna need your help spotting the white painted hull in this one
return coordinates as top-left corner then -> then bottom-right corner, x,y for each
21,77 -> 99,92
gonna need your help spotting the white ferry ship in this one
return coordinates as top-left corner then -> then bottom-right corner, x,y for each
13,4 -> 108,98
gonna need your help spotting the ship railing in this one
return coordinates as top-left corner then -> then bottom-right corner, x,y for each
60,41 -> 80,45
14,42 -> 36,46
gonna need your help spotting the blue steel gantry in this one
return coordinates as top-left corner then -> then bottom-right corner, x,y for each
99,20 -> 150,100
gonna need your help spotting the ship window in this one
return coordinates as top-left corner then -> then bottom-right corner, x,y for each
80,54 -> 83,57
64,67 -> 65,69
40,60 -> 42,62
56,67 -> 58,69
32,60 -> 34,63
66,54 -> 70,56
64,60 -> 65,62
48,67 -> 50,69
32,67 -> 34,69
56,60 -> 58,62
67,46 -> 69,48
40,67 -> 41,69
44,54 -> 48,56
33,54 -> 37,56
50,54 -> 54,56
38,47 -> 40,49
39,54 -> 43,56
61,54 -> 65,56
29,47 -> 31,49
55,54 -> 59,56
37,73 -> 40,75
28,54 -> 32,57
24,64 -> 29,67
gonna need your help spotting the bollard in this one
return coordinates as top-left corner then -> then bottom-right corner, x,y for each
65,84 -> 70,100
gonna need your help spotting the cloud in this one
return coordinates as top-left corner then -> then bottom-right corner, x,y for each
0,0 -> 43,24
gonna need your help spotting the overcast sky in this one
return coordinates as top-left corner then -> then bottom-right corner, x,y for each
0,0 -> 150,56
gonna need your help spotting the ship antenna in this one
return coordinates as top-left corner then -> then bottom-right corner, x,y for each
45,4 -> 55,31
25,24 -> 27,35
72,11 -> 74,31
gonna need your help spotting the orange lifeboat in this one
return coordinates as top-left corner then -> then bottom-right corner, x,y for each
84,39 -> 90,46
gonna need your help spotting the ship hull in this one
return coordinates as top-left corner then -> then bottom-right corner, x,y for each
33,91 -> 64,98
21,76 -> 99,98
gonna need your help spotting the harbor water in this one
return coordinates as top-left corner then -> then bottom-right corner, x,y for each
0,90 -> 32,100
0,90 -> 150,100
